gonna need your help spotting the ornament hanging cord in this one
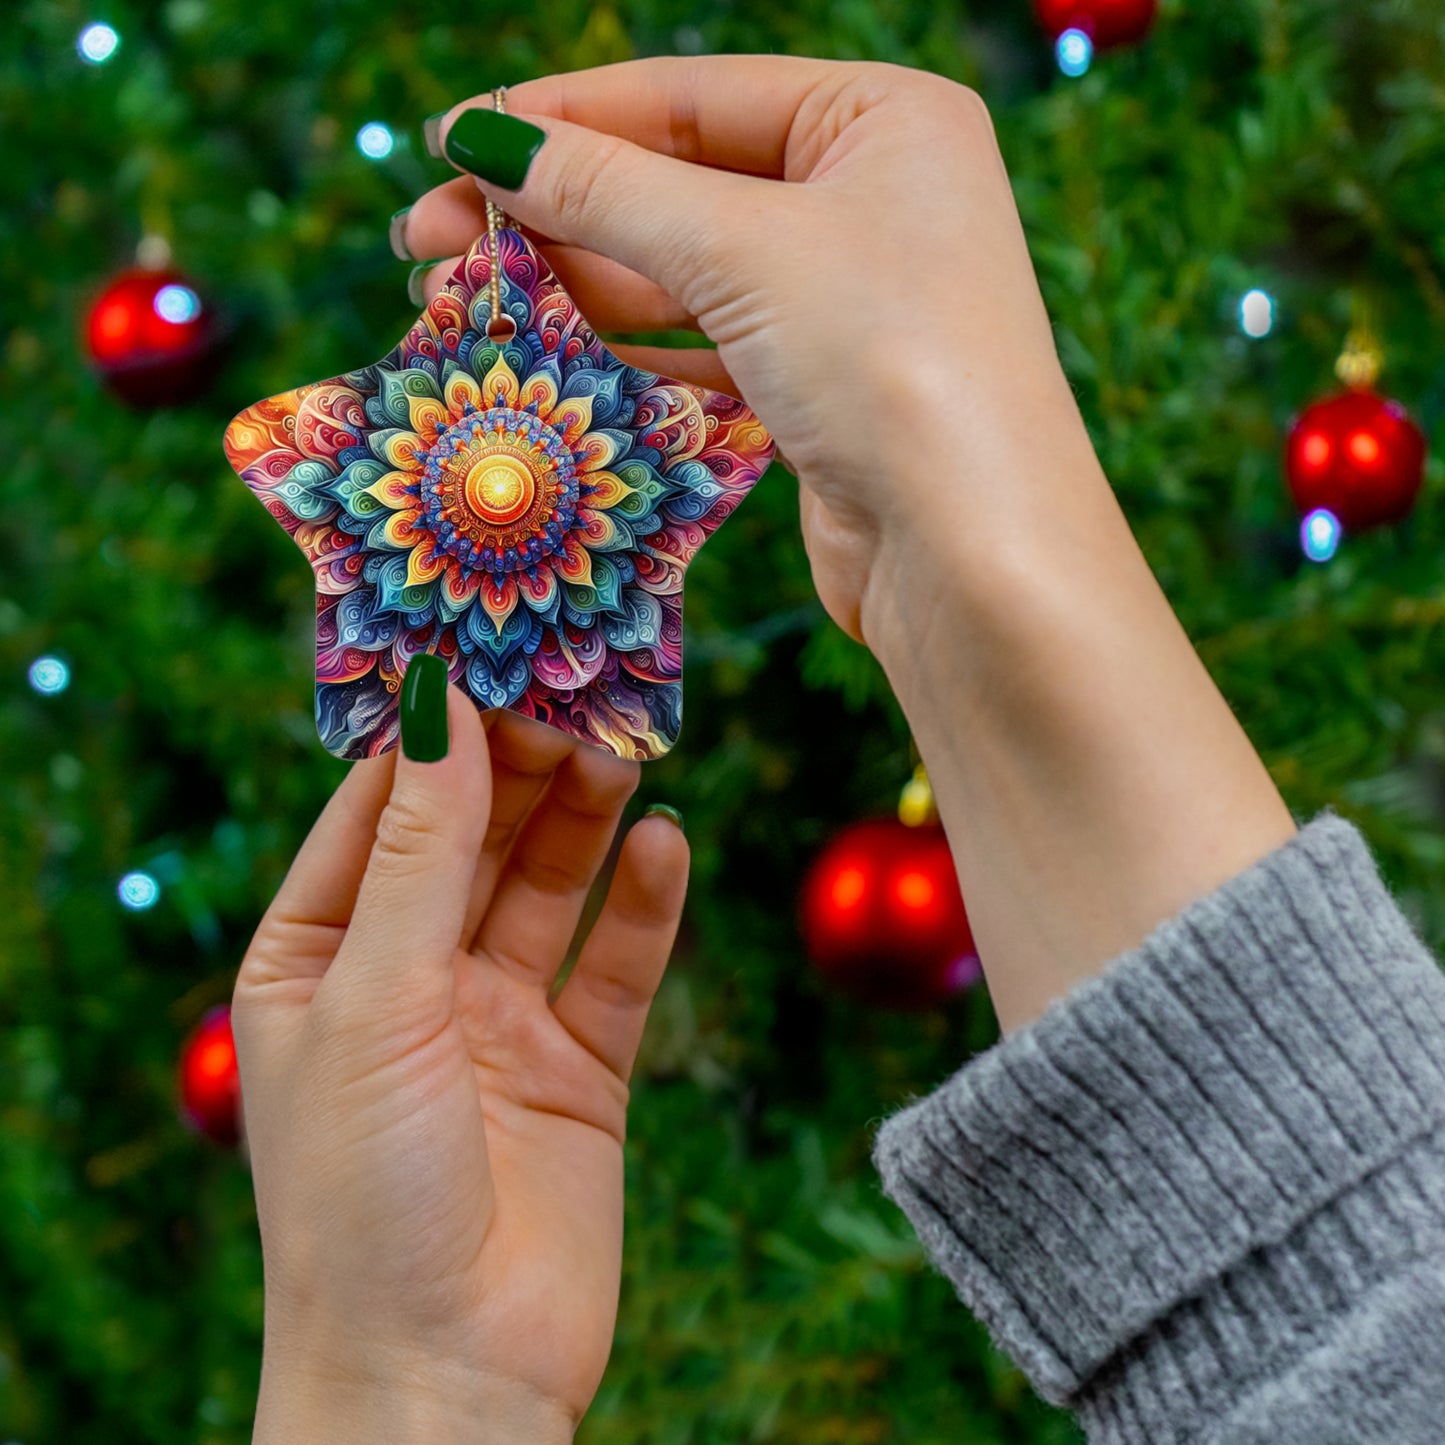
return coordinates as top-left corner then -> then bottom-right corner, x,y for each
485,87 -> 512,341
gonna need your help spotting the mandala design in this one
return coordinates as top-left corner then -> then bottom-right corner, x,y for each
223,228 -> 774,760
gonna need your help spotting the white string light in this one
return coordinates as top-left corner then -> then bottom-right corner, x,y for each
1057,29 -> 1093,77
28,657 -> 70,695
1301,508 -> 1341,563
1240,288 -> 1275,338
153,284 -> 202,324
78,22 -> 120,64
356,122 -> 395,160
118,871 -> 161,911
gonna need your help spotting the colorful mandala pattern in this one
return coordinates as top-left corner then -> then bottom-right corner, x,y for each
223,228 -> 774,760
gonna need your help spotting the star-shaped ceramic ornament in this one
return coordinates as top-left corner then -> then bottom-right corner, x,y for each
223,227 -> 774,761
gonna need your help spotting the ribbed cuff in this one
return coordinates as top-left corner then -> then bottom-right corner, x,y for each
871,813 -> 1445,1428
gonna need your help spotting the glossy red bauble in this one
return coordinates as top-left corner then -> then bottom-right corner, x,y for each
1034,0 -> 1157,48
800,818 -> 980,1010
85,267 -> 219,406
178,1005 -> 242,1147
1285,388 -> 1428,532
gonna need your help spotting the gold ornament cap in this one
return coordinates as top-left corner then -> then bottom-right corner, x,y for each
1335,329 -> 1383,390
898,763 -> 939,827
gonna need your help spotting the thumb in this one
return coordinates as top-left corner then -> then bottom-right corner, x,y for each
328,657 -> 492,1017
437,104 -> 766,320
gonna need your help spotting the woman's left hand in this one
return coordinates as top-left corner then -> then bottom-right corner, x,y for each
233,685 -> 689,1444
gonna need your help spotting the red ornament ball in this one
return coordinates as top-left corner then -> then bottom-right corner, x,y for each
1034,0 -> 1157,48
178,1005 -> 242,1147
1285,388 -> 1428,533
800,818 -> 981,1010
85,267 -> 219,407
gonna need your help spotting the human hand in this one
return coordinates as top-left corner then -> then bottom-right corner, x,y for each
233,673 -> 688,1444
398,60 -> 1296,1036
399,56 -> 1097,648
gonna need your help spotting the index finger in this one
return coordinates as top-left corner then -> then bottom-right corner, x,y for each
262,756 -> 396,928
237,752 -> 395,996
502,54 -> 844,179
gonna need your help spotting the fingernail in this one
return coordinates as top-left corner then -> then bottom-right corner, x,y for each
423,112 -> 446,159
644,803 -> 684,834
388,206 -> 413,262
407,261 -> 440,308
443,107 -> 546,192
401,653 -> 449,762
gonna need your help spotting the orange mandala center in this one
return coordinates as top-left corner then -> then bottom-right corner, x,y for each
462,451 -> 537,526
417,404 -> 579,575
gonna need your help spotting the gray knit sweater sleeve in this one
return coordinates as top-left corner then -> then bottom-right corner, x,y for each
871,812 -> 1445,1443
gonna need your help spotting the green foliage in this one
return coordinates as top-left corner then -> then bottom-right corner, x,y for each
2,0 -> 1443,1440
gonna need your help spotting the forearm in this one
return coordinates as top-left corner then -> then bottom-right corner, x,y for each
860,399 -> 1296,1033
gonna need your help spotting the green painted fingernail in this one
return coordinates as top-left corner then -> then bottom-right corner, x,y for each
645,803 -> 684,834
407,260 -> 445,308
443,107 -> 546,191
401,653 -> 449,762
423,112 -> 446,159
388,206 -> 413,262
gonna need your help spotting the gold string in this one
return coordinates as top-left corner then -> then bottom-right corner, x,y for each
485,86 -> 509,337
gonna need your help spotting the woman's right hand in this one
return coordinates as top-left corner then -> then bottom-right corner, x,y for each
399,56 -> 1098,647
402,57 -> 1297,1034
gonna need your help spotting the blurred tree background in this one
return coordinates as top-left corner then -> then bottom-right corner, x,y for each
3,0 -> 1444,1440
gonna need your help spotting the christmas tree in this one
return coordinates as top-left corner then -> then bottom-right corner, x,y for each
2,1 -> 1442,1441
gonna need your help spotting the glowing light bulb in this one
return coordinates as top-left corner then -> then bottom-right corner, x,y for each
1301,508 -> 1341,563
153,284 -> 201,324
1239,289 -> 1275,338
1056,28 -> 1093,77
118,871 -> 161,910
28,656 -> 70,695
78,22 -> 120,64
356,122 -> 395,160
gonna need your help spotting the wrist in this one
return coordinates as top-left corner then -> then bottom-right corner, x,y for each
855,339 -> 1114,666
854,409 -> 1294,1033
857,416 -> 1122,700
254,1344 -> 575,1445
